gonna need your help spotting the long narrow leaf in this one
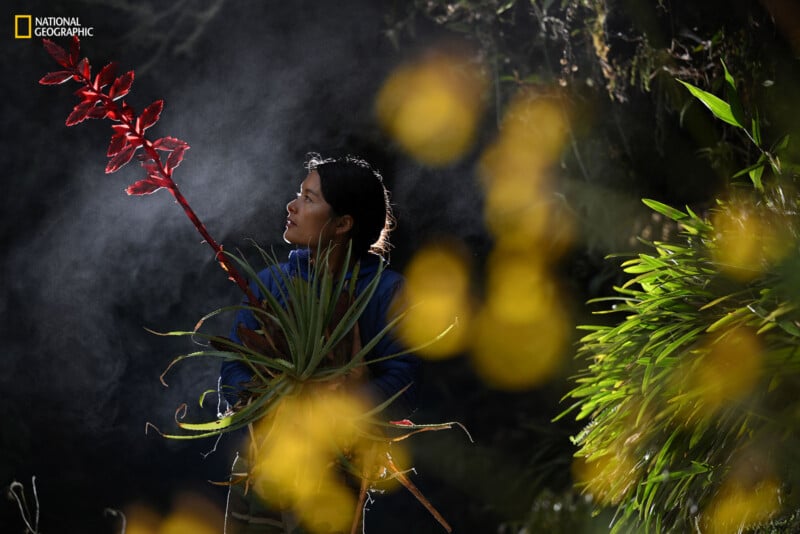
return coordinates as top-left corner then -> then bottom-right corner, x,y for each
677,79 -> 743,128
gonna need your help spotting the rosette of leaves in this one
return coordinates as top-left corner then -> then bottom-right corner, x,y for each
157,241 -> 397,437
154,242 -> 459,532
559,65 -> 800,532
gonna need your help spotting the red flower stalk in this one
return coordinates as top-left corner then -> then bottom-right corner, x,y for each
39,36 -> 258,306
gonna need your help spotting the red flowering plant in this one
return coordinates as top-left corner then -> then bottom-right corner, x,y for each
40,36 -> 465,533
38,36 -> 258,306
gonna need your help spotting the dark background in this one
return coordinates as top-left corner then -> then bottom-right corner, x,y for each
3,1 -> 799,533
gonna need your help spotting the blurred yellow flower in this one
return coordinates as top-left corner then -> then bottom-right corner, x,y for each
376,49 -> 487,166
572,451 -> 639,506
250,389 -> 370,533
397,244 -> 473,358
704,476 -> 781,534
713,201 -> 794,281
122,494 -> 223,534
672,327 -> 763,420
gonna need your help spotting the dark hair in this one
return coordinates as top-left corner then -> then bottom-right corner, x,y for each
305,153 -> 394,258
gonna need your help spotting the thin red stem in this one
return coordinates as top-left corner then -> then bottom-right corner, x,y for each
167,184 -> 259,305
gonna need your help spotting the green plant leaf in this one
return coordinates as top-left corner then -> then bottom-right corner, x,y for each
721,59 -> 746,127
677,79 -> 743,128
731,158 -> 766,180
749,164 -> 765,192
751,109 -> 762,146
641,199 -> 687,221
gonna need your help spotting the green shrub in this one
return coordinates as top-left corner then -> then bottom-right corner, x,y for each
560,66 -> 800,532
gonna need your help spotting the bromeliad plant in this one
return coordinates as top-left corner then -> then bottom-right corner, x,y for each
560,63 -> 800,532
40,36 -> 463,533
156,241 -> 390,438
154,241 -> 460,533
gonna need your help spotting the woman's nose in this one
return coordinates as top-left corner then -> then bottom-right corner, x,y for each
286,198 -> 297,213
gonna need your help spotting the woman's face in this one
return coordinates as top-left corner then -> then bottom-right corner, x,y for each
284,170 -> 339,249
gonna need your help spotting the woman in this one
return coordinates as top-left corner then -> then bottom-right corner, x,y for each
221,154 -> 420,532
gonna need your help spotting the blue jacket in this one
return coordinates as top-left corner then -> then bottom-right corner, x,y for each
220,248 -> 420,418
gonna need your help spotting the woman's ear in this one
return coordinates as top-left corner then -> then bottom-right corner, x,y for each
335,214 -> 354,238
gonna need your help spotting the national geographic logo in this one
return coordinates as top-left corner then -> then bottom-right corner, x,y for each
14,15 -> 94,39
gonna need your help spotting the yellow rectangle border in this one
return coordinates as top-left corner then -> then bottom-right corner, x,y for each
15,15 -> 33,39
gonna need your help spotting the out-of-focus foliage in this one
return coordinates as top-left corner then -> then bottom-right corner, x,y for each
387,0 -> 792,107
561,74 -> 800,532
497,488 -> 601,534
385,0 -> 800,255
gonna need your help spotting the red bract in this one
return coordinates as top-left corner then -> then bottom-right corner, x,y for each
39,71 -> 73,85
107,133 -> 126,157
76,58 -> 90,80
153,137 -> 188,151
166,145 -> 188,172
68,35 -> 80,66
105,143 -> 137,173
126,178 -> 165,195
39,36 -> 258,306
65,100 -> 94,126
95,62 -> 118,89
109,71 -> 134,101
43,38 -> 73,68
138,100 -> 163,132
